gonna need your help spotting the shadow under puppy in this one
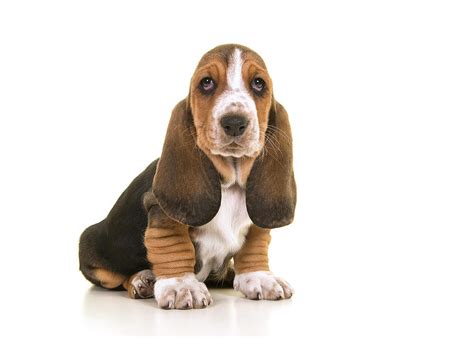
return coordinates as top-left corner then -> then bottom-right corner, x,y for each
79,44 -> 296,309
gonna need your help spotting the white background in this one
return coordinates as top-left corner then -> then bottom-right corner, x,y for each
1,0 -> 473,336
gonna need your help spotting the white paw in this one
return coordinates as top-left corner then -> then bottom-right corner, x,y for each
154,273 -> 212,310
233,271 -> 294,300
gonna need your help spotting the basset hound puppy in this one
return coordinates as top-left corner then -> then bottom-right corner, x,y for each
79,44 -> 296,309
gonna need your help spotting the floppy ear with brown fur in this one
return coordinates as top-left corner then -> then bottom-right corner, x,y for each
246,100 -> 297,228
152,99 -> 221,227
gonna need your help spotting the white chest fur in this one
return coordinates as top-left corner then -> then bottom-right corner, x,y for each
192,185 -> 252,282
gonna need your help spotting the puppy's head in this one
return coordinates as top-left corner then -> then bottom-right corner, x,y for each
189,45 -> 273,158
153,44 -> 295,229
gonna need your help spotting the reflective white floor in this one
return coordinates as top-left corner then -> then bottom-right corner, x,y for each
6,265 -> 473,337
79,285 -> 299,336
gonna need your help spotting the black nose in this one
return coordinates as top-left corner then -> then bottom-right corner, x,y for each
220,115 -> 249,137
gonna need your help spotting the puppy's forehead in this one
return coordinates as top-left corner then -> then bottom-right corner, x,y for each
196,44 -> 267,70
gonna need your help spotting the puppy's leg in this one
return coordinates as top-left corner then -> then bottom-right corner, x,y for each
233,225 -> 294,300
144,219 -> 212,309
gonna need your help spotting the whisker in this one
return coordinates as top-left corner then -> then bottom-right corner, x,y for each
264,134 -> 283,158
265,125 -> 291,145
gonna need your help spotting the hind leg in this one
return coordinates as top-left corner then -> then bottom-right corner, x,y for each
79,222 -> 154,298
123,269 -> 156,299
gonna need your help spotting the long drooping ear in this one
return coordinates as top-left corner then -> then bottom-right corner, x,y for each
246,100 -> 297,228
152,99 -> 221,227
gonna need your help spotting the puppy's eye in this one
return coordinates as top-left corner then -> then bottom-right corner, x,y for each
200,77 -> 215,93
251,77 -> 266,94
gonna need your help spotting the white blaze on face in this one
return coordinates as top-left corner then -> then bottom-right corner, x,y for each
211,48 -> 260,157
227,48 -> 245,90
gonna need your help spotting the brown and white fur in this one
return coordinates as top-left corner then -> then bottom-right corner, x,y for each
79,44 -> 296,309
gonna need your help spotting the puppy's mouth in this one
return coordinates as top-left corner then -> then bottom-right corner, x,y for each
212,141 -> 246,157
225,142 -> 244,150
209,139 -> 262,158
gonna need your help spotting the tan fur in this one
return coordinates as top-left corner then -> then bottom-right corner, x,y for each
207,154 -> 256,186
92,268 -> 127,289
206,155 -> 235,185
144,224 -> 196,279
233,225 -> 271,274
122,273 -> 136,291
237,156 -> 256,185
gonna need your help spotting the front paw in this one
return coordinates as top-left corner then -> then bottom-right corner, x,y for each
154,273 -> 212,310
234,271 -> 294,300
